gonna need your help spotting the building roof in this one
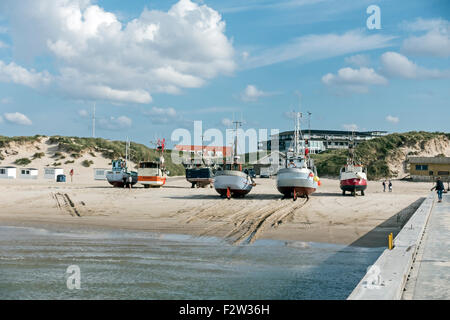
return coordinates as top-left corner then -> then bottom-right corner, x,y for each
175,145 -> 232,155
273,129 -> 387,137
408,157 -> 450,164
19,168 -> 38,170
0,166 -> 17,169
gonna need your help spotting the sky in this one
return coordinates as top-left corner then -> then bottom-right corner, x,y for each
0,0 -> 449,150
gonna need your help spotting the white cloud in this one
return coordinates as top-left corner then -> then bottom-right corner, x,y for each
322,67 -> 387,93
144,106 -> 180,124
0,61 -> 52,89
3,112 -> 32,125
344,54 -> 370,67
243,30 -> 395,69
401,18 -> 450,57
380,52 -> 449,79
3,0 -> 235,103
241,85 -> 271,102
221,118 -> 232,126
98,115 -> 132,130
386,115 -> 399,124
1,97 -> 12,104
342,123 -> 358,131
78,109 -> 89,118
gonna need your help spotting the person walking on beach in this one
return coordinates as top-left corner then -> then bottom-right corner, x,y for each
127,175 -> 133,190
388,180 -> 392,192
382,180 -> 386,192
431,177 -> 445,203
70,168 -> 74,183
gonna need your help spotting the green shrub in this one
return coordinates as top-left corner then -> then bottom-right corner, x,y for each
32,152 -> 45,159
14,158 -> 32,166
81,159 -> 94,167
64,160 -> 75,164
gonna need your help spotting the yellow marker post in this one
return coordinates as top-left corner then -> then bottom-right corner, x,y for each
388,232 -> 394,250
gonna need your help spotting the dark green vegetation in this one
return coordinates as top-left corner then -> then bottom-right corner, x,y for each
14,158 -> 32,166
32,152 -> 45,159
48,136 -> 185,176
311,131 -> 450,180
0,135 -> 44,148
81,159 -> 94,167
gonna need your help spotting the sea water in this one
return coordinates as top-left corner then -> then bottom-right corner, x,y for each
0,225 -> 383,299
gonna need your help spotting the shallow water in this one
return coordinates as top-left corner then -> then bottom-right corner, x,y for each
0,225 -> 383,299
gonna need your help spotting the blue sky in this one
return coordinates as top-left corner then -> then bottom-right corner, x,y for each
0,0 -> 449,149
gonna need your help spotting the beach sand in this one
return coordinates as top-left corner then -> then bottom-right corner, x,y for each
0,176 -> 434,247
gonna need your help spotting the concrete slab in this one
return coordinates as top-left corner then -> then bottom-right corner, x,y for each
406,193 -> 450,299
348,193 -> 435,300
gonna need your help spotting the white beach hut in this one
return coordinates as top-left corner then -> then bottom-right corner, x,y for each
44,167 -> 64,180
19,168 -> 39,179
93,168 -> 109,180
0,166 -> 17,179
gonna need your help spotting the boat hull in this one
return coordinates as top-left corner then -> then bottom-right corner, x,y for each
106,171 -> 138,188
340,178 -> 367,192
138,175 -> 167,187
186,167 -> 214,187
214,170 -> 253,197
276,167 -> 318,197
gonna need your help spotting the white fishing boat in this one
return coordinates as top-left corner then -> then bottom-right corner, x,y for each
214,121 -> 255,198
340,133 -> 367,196
276,111 -> 320,200
106,140 -> 138,188
138,139 -> 167,188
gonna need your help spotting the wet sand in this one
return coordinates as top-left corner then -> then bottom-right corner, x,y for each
0,176 -> 433,247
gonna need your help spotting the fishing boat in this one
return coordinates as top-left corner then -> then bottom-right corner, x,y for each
106,140 -> 138,187
184,159 -> 215,188
138,139 -> 167,188
276,111 -> 320,200
214,121 -> 255,198
184,137 -> 215,188
339,134 -> 367,196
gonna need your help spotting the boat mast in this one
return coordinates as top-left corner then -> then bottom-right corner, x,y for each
232,120 -> 242,164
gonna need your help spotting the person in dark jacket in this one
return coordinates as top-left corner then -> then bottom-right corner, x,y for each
431,177 -> 445,203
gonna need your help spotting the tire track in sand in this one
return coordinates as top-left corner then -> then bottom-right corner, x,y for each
196,198 -> 309,245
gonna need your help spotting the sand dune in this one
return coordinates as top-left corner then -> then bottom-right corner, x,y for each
0,175 -> 435,247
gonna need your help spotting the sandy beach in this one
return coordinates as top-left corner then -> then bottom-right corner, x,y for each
0,175 -> 434,247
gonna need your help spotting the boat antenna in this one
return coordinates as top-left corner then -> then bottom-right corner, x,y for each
232,120 -> 242,164
201,134 -> 205,165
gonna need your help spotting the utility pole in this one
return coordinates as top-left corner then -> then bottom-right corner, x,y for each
92,102 -> 96,138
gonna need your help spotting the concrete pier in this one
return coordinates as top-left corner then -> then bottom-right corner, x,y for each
348,192 -> 449,300
403,193 -> 450,299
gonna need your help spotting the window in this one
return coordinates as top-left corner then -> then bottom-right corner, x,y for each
0,169 -> 5,174
415,165 -> 428,171
438,171 -> 449,176
429,171 -> 433,176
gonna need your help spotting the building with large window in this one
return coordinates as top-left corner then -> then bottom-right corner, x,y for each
407,157 -> 450,182
262,129 -> 388,153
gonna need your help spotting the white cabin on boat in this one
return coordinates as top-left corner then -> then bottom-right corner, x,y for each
44,167 -> 64,180
93,168 -> 109,180
19,168 -> 39,179
0,166 -> 17,179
